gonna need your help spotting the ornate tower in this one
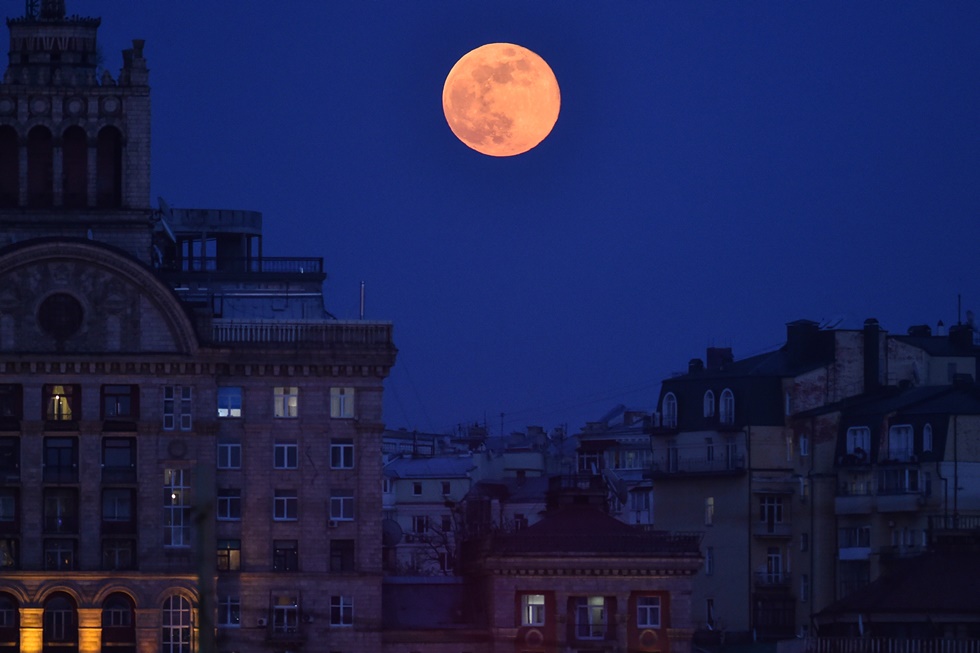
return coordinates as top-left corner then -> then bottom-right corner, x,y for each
0,0 -> 152,262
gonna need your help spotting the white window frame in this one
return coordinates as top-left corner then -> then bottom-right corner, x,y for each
217,387 -> 242,418
888,424 -> 914,461
162,595 -> 191,653
703,390 -> 715,418
704,497 -> 714,526
330,489 -> 354,521
216,489 -> 241,521
719,388 -> 734,425
274,442 -> 298,470
846,426 -> 871,455
331,439 -> 354,469
521,594 -> 545,626
574,596 -> 607,640
217,595 -> 240,628
273,490 -> 298,521
217,441 -> 241,470
164,469 -> 190,548
412,515 -> 429,534
273,386 -> 299,419
163,386 -> 193,431
330,595 -> 353,627
330,387 -> 355,419
662,393 -> 677,428
799,433 -> 810,457
637,595 -> 661,628
923,423 -> 933,452
272,596 -> 299,634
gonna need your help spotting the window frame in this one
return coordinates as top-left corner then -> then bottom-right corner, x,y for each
216,488 -> 242,521
719,388 -> 734,425
217,386 -> 242,418
217,595 -> 241,629
42,384 -> 80,422
330,489 -> 354,521
217,440 -> 241,470
273,386 -> 299,419
574,596 -> 607,640
101,384 -> 138,421
273,539 -> 299,572
273,490 -> 298,521
636,595 -> 662,629
164,469 -> 191,548
662,393 -> 678,428
330,595 -> 354,627
330,438 -> 354,469
274,441 -> 299,470
520,593 -> 545,627
330,387 -> 355,419
216,539 -> 241,571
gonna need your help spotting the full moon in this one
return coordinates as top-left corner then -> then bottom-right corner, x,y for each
442,43 -> 560,157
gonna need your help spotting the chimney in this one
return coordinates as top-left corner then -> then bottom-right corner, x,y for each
863,318 -> 881,393
706,347 -> 734,371
936,320 -> 946,336
688,358 -> 704,374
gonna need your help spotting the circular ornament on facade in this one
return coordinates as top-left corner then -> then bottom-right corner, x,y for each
30,96 -> 50,115
37,292 -> 84,340
65,97 -> 85,116
640,628 -> 659,648
524,629 -> 544,647
102,96 -> 120,115
0,97 -> 14,115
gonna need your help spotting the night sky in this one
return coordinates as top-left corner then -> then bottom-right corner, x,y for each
30,1 -> 980,434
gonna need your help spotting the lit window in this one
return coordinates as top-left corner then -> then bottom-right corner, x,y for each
719,389 -> 734,425
637,596 -> 661,628
272,595 -> 298,635
662,393 -> 677,428
521,594 -> 545,626
164,469 -> 190,547
330,387 -> 355,419
216,489 -> 241,521
330,439 -> 354,469
274,442 -> 298,469
274,490 -> 298,521
216,539 -> 241,571
217,440 -> 241,470
330,489 -> 354,521
217,596 -> 240,628
703,390 -> 715,418
273,386 -> 299,418
330,596 -> 353,626
163,386 -> 192,431
43,384 -> 79,422
574,596 -> 606,639
217,387 -> 242,418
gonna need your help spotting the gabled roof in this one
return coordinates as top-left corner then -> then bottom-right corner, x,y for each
384,455 -> 476,479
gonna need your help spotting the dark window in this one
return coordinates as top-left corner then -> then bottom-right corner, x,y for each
101,489 -> 135,533
330,539 -> 355,572
44,539 -> 77,571
102,438 -> 136,483
101,593 -> 136,651
102,539 -> 135,571
96,126 -> 122,208
27,125 -> 53,208
217,539 -> 241,571
0,592 -> 20,651
0,489 -> 17,533
216,489 -> 241,521
43,437 -> 78,483
62,126 -> 87,208
0,438 -> 19,482
102,385 -> 138,421
42,384 -> 81,424
273,540 -> 298,572
0,385 -> 23,428
43,594 -> 77,648
0,126 -> 18,208
43,488 -> 78,534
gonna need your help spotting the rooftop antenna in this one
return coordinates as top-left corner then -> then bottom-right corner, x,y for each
359,281 -> 365,320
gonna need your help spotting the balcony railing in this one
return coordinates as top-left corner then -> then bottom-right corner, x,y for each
210,319 -> 393,348
651,454 -> 746,476
803,637 -> 980,653
753,571 -> 792,589
169,256 -> 324,275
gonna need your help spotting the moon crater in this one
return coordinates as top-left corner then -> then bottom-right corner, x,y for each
443,43 -> 560,157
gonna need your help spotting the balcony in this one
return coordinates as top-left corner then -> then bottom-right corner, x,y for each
210,319 -> 394,349
650,454 -> 746,477
102,465 -> 137,484
43,465 -> 78,484
753,521 -> 793,539
166,256 -> 324,275
43,515 -> 79,534
838,546 -> 871,561
753,571 -> 792,590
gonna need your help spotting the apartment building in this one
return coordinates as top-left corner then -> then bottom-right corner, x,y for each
0,3 -> 396,652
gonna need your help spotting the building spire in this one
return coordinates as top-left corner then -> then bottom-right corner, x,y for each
39,0 -> 65,20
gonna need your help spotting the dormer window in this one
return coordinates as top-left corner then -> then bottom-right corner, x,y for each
719,389 -> 734,425
703,391 -> 715,418
922,424 -> 933,453
662,393 -> 677,428
846,427 -> 870,456
887,425 -> 913,462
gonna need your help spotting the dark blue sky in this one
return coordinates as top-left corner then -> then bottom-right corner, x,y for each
45,1 -> 980,434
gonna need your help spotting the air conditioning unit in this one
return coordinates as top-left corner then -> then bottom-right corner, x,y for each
328,520 -> 339,528
303,614 -> 314,624
257,618 -> 268,627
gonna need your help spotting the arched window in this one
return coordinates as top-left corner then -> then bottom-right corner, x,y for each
922,424 -> 933,453
0,126 -> 17,208
703,390 -> 715,418
43,593 -> 77,653
27,125 -> 53,208
96,126 -> 122,208
162,595 -> 192,653
662,393 -> 678,429
719,389 -> 734,425
62,126 -> 87,208
102,593 -> 135,653
0,593 -> 19,653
